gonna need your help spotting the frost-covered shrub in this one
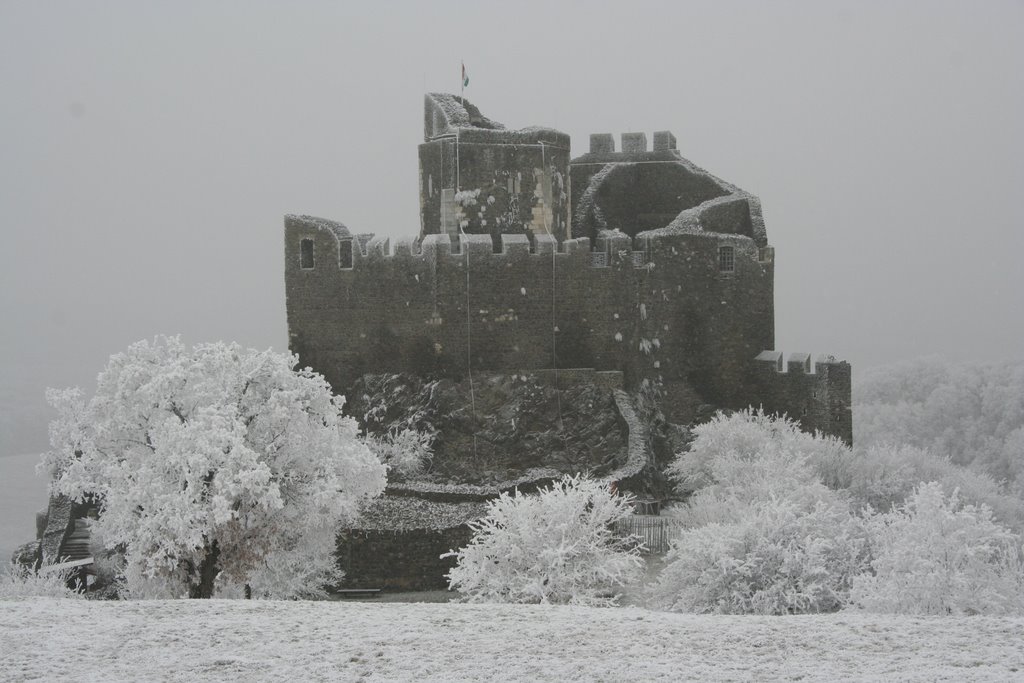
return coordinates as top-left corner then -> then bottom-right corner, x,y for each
830,444 -> 1024,532
364,427 -> 435,481
655,409 -> 872,614
443,474 -> 643,606
42,336 -> 387,599
217,538 -> 344,600
0,562 -> 84,600
651,495 -> 871,614
850,482 -> 1024,616
669,409 -> 849,502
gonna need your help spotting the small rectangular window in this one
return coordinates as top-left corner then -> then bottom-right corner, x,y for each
300,239 -> 315,269
339,240 -> 353,269
718,245 -> 735,273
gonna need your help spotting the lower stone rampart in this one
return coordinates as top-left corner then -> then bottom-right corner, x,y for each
745,351 -> 853,445
338,387 -> 653,591
337,526 -> 472,591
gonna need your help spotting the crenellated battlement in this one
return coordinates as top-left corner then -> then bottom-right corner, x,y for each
587,131 -> 678,155
749,350 -> 853,444
286,216 -> 768,275
753,350 -> 848,376
286,215 -> 775,416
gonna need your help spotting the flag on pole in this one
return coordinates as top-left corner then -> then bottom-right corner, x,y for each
462,62 -> 469,89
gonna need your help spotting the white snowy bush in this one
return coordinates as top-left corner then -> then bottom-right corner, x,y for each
0,562 -> 84,600
850,482 -> 1024,615
828,444 -> 1024,531
41,336 -> 387,599
668,409 -> 849,503
650,497 -> 871,614
655,410 -> 871,613
364,427 -> 435,480
443,474 -> 643,606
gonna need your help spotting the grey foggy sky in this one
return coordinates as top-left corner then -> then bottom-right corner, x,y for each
1,0 -> 1022,456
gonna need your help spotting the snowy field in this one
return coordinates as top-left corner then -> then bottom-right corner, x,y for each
2,599 -> 1022,682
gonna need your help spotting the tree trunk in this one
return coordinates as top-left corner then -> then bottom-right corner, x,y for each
189,540 -> 220,599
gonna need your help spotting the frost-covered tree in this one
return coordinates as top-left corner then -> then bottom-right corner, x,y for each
850,482 -> 1024,616
667,409 -> 849,506
832,444 -> 1024,532
854,357 -> 1024,485
443,474 -> 643,606
670,409 -> 1024,530
41,336 -> 386,599
649,498 -> 872,614
656,410 -> 871,613
363,427 -> 435,481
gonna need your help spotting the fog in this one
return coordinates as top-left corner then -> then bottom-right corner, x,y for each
1,0 -> 1022,457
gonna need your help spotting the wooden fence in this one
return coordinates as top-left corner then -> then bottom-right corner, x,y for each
613,515 -> 682,555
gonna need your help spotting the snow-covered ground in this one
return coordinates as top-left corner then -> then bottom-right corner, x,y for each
2,599 -> 1022,682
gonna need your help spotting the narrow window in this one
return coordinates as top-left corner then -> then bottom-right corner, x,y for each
300,238 -> 315,269
718,245 -> 735,273
339,240 -> 353,269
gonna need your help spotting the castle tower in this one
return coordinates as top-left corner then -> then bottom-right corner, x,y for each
570,131 -> 767,247
284,97 -> 850,443
418,93 -> 571,245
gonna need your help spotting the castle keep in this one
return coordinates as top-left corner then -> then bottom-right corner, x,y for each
285,93 -> 852,444
12,93 -> 853,593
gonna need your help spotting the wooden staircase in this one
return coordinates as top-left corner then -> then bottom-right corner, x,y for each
59,518 -> 92,564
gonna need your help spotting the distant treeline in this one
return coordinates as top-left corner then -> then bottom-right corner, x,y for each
854,356 -> 1024,488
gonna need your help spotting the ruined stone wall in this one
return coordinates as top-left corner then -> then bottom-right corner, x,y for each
284,222 -> 774,420
418,129 -> 570,242
569,133 -> 730,241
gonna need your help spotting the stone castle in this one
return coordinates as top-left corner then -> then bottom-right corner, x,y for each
13,93 -> 853,592
284,93 -> 852,444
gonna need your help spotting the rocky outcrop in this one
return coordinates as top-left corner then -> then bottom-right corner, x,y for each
350,372 -> 628,485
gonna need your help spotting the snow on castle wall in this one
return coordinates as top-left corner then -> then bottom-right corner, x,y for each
285,216 -> 775,425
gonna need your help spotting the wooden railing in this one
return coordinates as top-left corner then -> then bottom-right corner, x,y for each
613,515 -> 682,555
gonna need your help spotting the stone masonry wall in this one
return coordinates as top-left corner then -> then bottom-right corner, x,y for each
419,134 -> 570,242
337,526 -> 473,591
747,351 -> 853,445
284,225 -> 774,420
